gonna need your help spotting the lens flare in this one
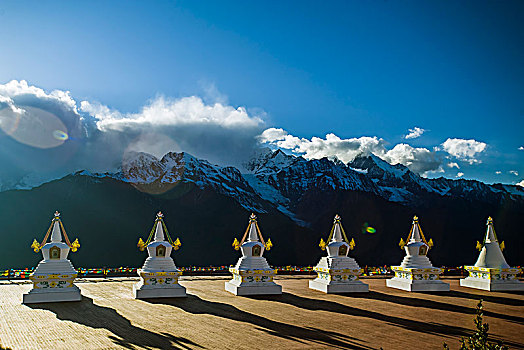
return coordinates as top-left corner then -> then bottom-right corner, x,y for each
53,129 -> 69,141
0,105 -> 69,149
361,222 -> 377,235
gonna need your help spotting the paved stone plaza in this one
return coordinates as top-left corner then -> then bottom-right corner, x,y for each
1,276 -> 523,349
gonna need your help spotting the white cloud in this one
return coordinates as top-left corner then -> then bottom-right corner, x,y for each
447,162 -> 460,169
80,96 -> 266,166
86,96 -> 263,132
259,128 -> 386,163
424,166 -> 445,177
517,180 -> 524,187
441,138 -> 487,164
457,172 -> 464,178
509,170 -> 519,176
383,143 -> 440,174
259,128 -> 441,175
258,128 -> 303,149
495,171 -> 502,175
518,146 -> 524,151
404,127 -> 426,139
0,79 -> 77,112
80,101 -> 123,122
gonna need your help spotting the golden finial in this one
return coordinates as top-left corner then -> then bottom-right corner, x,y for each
232,238 -> 240,250
476,241 -> 482,251
70,238 -> 80,252
413,215 -> 418,221
265,238 -> 273,250
319,238 -> 326,250
173,238 -> 181,250
487,216 -> 493,224
31,239 -> 41,253
349,238 -> 355,250
137,238 -> 146,251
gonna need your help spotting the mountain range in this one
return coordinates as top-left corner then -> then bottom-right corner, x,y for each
0,149 -> 522,270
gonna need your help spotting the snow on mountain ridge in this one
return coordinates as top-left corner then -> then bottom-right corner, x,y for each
1,149 -> 523,223
120,150 -> 266,212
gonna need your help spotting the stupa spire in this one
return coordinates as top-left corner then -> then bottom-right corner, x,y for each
400,216 -> 433,249
331,215 -> 344,242
232,213 -> 273,250
484,217 -> 498,243
137,211 -> 181,251
319,215 -> 354,250
247,214 -> 259,242
31,211 -> 80,253
473,216 -> 509,268
409,216 -> 422,243
50,211 -> 62,243
154,212 -> 166,242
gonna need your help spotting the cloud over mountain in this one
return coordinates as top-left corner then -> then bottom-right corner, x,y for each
0,80 -> 498,187
80,95 -> 265,165
0,80 -> 266,188
259,128 -> 441,175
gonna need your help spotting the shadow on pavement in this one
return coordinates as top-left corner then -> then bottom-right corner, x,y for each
27,296 -> 204,350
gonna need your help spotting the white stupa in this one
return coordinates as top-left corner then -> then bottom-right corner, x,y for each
225,213 -> 282,296
309,214 -> 369,293
460,217 -> 524,291
133,212 -> 186,299
386,216 -> 449,292
23,211 -> 82,304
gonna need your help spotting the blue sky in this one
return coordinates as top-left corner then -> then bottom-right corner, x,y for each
0,0 -> 523,186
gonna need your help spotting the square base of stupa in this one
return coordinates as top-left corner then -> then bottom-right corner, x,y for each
225,281 -> 282,295
459,266 -> 524,291
23,287 -> 82,304
225,268 -> 282,295
133,283 -> 187,298
309,279 -> 369,293
309,267 -> 368,293
386,277 -> 450,292
386,266 -> 449,292
133,270 -> 186,299
23,272 -> 82,304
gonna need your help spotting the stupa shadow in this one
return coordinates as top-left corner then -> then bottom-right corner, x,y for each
346,291 -> 524,325
27,296 -> 203,350
419,290 -> 524,306
251,292 -> 472,338
144,294 -> 373,350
